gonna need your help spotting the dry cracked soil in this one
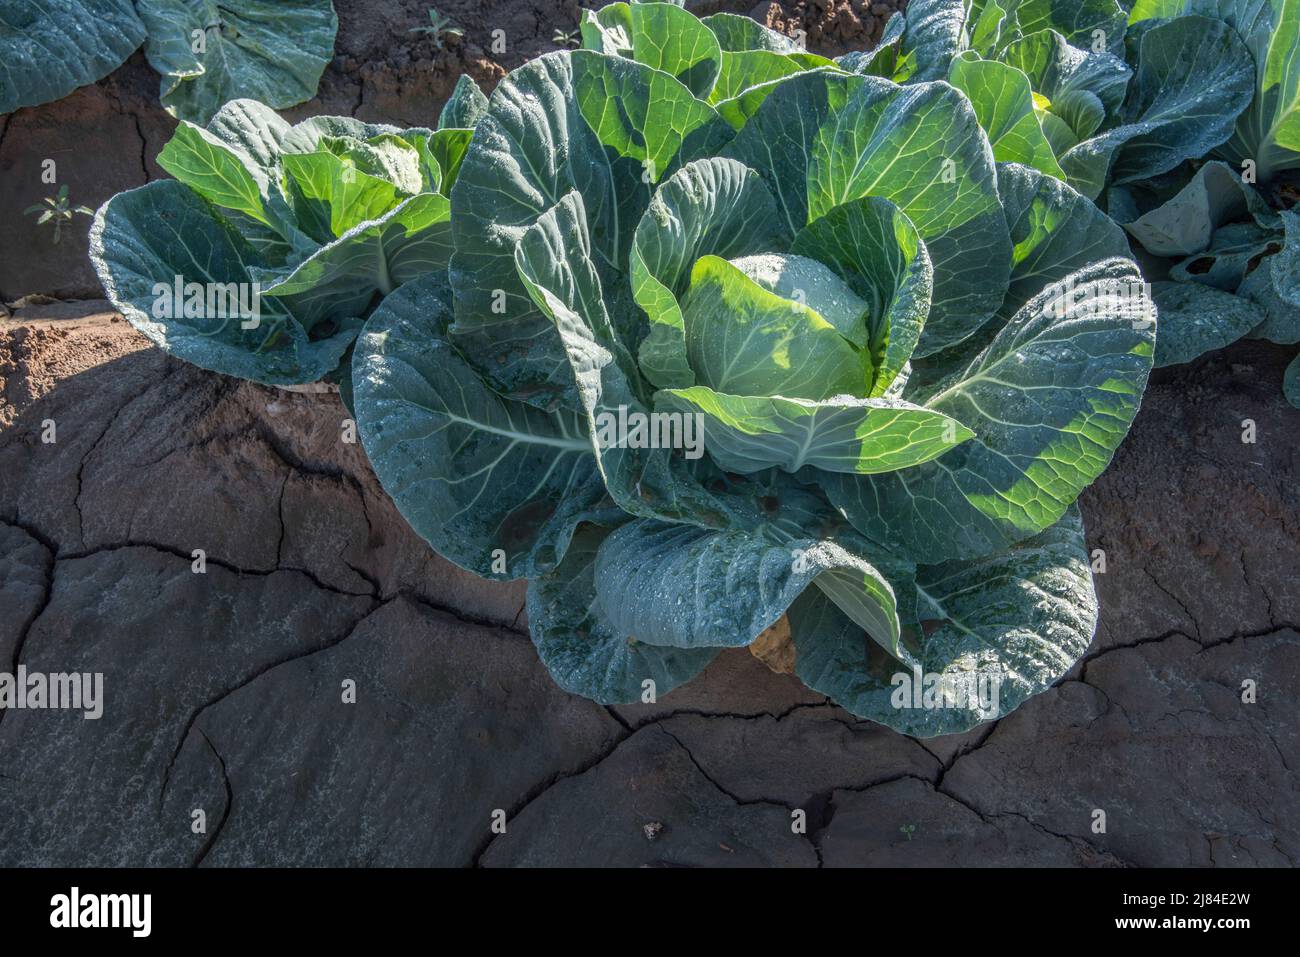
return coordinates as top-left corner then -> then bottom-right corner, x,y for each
1,0 -> 1298,868
1,303 -> 1295,867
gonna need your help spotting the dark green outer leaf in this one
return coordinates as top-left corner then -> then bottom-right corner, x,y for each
593,519 -> 902,652
1169,221 -> 1280,291
1150,281 -> 1264,366
137,0 -> 337,125
449,50 -> 731,408
1121,160 -> 1279,258
824,257 -> 1155,564
439,74 -> 488,129
898,0 -> 968,81
514,191 -> 741,529
352,274 -> 614,580
1241,259 -> 1300,345
0,0 -> 144,113
90,180 -> 351,385
791,506 -> 1097,737
992,0 -> 1127,54
996,162 -> 1132,319
527,526 -> 720,704
905,161 -> 1132,398
1284,353 -> 1300,408
1059,16 -> 1254,198
701,12 -> 804,53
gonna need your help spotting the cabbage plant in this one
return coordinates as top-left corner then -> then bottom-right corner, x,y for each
0,0 -> 337,123
352,3 -> 1156,736
1109,1 -> 1300,405
90,94 -> 482,385
879,0 -> 1257,199
885,0 -> 1300,404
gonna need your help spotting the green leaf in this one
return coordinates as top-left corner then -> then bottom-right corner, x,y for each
790,196 -> 933,396
1241,214 -> 1300,344
323,133 -> 425,192
261,192 -> 453,326
203,98 -> 292,174
449,50 -> 730,407
948,52 -> 1066,179
898,0 -> 969,81
137,0 -> 337,124
1268,208 -> 1300,307
823,258 -> 1155,563
1170,221 -> 1281,291
1059,16 -> 1255,198
527,526 -> 720,704
996,162 -> 1132,319
279,115 -> 409,155
351,274 -> 613,580
703,4 -> 836,115
89,180 -> 351,385
968,0 -> 1008,56
572,48 -> 732,180
281,148 -> 410,240
1168,0 -> 1300,181
724,71 -> 1013,355
1121,160 -> 1277,258
790,507 -> 1097,737
1001,28 -> 1131,118
1241,260 -> 1300,345
157,120 -> 272,225
655,386 -> 972,475
581,1 -> 722,98
514,192 -> 739,529
0,0 -> 145,113
1150,281 -> 1264,366
988,0 -> 1127,54
680,255 -> 869,401
631,157 -> 791,390
701,12 -> 804,53
591,518 -> 904,654
438,74 -> 488,129
421,127 -> 474,195
710,50 -> 833,104
836,14 -> 908,79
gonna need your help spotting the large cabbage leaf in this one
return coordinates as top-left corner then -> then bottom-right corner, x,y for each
0,0 -> 144,114
137,0 -> 337,124
0,1 -> 336,121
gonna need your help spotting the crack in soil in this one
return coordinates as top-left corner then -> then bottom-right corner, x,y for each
0,528 -> 56,734
192,728 -> 233,868
619,698 -> 836,732
158,597 -> 380,814
657,725 -> 823,866
130,111 -> 150,183
468,723 -> 634,868
67,361 -> 183,549
1139,567 -> 1202,640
